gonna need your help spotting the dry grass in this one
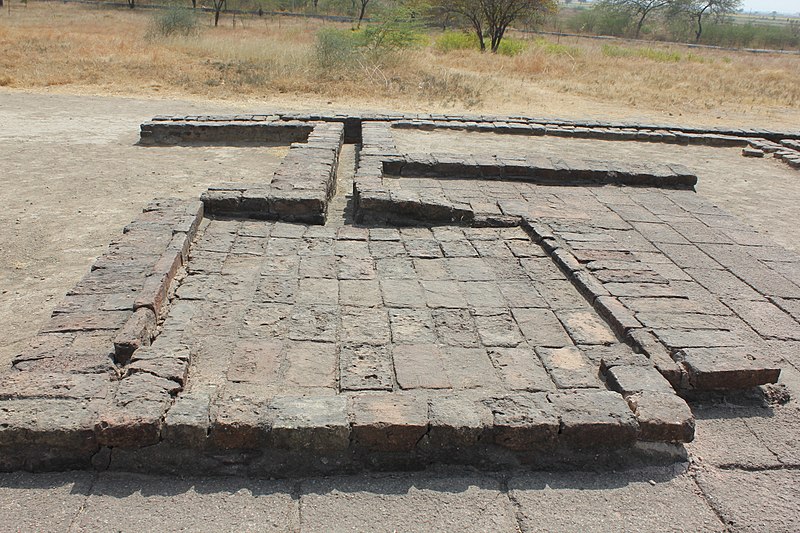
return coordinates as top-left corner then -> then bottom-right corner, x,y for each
1,3 -> 799,127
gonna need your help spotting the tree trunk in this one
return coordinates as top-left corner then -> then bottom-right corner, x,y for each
635,12 -> 646,38
357,1 -> 367,29
214,8 -> 221,26
473,24 -> 485,52
191,0 -> 196,9
695,12 -> 703,42
490,26 -> 507,53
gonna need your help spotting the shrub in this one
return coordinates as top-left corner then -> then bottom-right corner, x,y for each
434,31 -> 527,56
315,22 -> 424,72
315,27 -> 360,68
496,37 -> 527,56
700,22 -> 800,50
149,6 -> 199,38
435,31 -> 479,53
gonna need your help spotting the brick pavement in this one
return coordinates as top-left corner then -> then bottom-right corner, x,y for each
3,113 -> 800,477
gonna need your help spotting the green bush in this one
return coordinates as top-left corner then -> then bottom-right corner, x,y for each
435,31 -> 479,53
149,6 -> 199,38
315,27 -> 360,68
700,22 -> 800,50
565,7 -> 632,37
434,31 -> 527,56
496,37 -> 527,56
359,22 -> 427,51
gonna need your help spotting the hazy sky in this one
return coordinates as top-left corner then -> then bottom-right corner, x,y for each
741,1 -> 799,14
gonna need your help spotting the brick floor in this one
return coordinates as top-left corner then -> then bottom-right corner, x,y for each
4,113 -> 800,475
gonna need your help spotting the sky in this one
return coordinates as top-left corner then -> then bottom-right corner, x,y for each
740,0 -> 799,15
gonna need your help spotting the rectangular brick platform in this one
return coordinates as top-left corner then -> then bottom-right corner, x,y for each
2,113 -> 798,476
1,203 -> 696,475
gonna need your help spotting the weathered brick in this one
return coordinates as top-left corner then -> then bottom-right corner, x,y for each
288,305 -> 338,343
133,273 -> 172,320
677,347 -> 781,390
536,346 -> 600,389
722,298 -> 800,341
95,398 -> 170,448
270,395 -> 349,451
593,295 -> 641,336
549,390 -> 638,447
209,396 -> 271,449
488,346 -> 555,392
350,393 -> 428,451
654,328 -> 744,350
162,389 -> 212,447
484,393 -> 559,450
113,307 -> 157,364
393,344 -> 451,389
571,270 -> 611,303
41,311 -> 130,334
427,395 -> 492,448
432,308 -> 480,347
283,341 -> 337,390
0,372 -> 109,401
605,365 -> 675,394
626,391 -> 694,443
473,309 -> 524,347
339,344 -> 394,391
557,310 -> 618,345
626,329 -> 685,388
0,398 -> 99,449
388,308 -> 436,344
127,344 -> 190,386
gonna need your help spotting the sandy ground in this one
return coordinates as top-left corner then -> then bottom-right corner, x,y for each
1,90 -> 800,532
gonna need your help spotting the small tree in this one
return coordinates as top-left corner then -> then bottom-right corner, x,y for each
596,0 -> 670,38
445,0 -> 488,51
437,0 -> 556,53
671,0 -> 741,42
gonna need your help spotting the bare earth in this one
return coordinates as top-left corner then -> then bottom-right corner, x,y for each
1,90 -> 800,532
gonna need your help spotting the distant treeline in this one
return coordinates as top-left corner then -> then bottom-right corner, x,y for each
58,0 -> 800,51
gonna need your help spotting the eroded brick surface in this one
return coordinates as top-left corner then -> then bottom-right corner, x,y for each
7,114 -> 800,474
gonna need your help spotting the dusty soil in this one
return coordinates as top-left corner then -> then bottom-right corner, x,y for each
394,130 -> 800,253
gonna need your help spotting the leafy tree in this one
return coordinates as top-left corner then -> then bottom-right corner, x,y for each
436,0 -> 557,53
670,0 -> 741,42
596,0 -> 671,38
